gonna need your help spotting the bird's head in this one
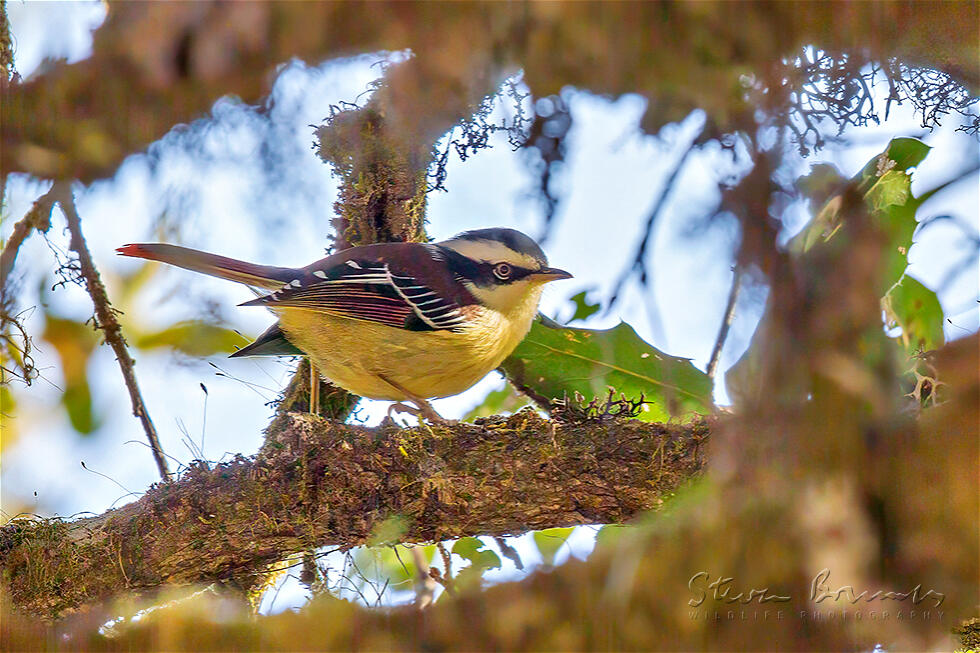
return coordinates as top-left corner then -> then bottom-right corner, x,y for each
438,228 -> 572,316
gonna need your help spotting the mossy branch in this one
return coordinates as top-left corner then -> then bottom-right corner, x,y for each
0,411 -> 709,621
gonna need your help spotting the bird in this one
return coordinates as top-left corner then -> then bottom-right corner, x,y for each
116,228 -> 572,423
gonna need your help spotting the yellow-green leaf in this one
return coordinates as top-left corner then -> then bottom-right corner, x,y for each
533,527 -> 575,566
134,321 -> 244,357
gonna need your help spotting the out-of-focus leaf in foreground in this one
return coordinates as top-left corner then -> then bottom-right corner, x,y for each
794,137 -> 931,289
501,320 -> 714,423
732,137 -> 939,403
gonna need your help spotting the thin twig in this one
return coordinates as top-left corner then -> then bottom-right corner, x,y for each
0,184 -> 57,300
707,265 -> 743,380
55,182 -> 170,480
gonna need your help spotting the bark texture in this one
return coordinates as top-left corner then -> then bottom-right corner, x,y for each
0,411 -> 709,620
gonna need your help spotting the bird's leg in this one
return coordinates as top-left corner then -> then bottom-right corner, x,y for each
309,359 -> 320,417
378,374 -> 455,425
388,402 -> 421,422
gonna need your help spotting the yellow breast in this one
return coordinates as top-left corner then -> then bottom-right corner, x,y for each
275,287 -> 541,401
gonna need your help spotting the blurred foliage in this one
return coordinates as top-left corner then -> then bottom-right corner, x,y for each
3,2 -> 977,181
1,0 -> 978,650
565,289 -> 601,323
41,315 -> 99,434
462,383 -> 528,421
366,515 -> 410,547
532,527 -> 574,567
132,320 -> 241,357
21,259 -> 248,437
735,138 -> 949,404
502,320 -> 713,422
350,544 -> 434,599
451,537 -> 502,592
790,138 -> 950,366
0,382 -> 15,449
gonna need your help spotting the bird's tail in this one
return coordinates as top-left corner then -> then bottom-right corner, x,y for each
116,244 -> 296,290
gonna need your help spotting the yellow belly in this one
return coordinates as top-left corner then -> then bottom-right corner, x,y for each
276,306 -> 532,401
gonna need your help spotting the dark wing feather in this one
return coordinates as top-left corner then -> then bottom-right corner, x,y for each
229,322 -> 303,358
239,257 -> 468,332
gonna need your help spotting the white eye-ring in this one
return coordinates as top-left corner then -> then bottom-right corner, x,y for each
493,263 -> 512,280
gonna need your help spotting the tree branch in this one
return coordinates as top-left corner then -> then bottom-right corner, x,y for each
706,264 -> 743,379
55,183 -> 169,480
606,136 -> 698,315
0,183 -> 56,302
0,411 -> 709,620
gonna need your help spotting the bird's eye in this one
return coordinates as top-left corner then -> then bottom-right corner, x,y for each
493,263 -> 512,280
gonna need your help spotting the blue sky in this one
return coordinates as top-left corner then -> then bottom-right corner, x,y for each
2,0 -> 977,612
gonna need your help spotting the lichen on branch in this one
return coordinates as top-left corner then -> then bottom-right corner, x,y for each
0,410 -> 709,621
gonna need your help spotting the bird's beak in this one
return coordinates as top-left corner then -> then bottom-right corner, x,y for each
530,267 -> 573,282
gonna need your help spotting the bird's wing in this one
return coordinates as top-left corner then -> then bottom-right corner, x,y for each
239,255 -> 469,332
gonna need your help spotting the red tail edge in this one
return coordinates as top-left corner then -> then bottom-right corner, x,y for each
116,244 -> 151,258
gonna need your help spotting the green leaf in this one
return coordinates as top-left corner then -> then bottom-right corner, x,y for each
501,320 -> 713,422
533,527 -> 575,565
855,137 -> 931,190
866,170 -> 912,212
567,290 -> 601,322
451,537 -> 501,591
134,321 -> 244,357
62,379 -> 96,434
451,537 -> 499,566
883,137 -> 932,172
734,138 -> 937,405
792,137 -> 929,292
883,275 -> 945,353
351,543 -> 434,589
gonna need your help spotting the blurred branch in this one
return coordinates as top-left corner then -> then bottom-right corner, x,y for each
3,4 -> 976,183
55,182 -> 169,480
0,184 -> 56,302
1,185 -> 58,389
706,265 -> 743,379
0,411 -> 708,620
606,137 -> 697,313
410,546 -> 436,610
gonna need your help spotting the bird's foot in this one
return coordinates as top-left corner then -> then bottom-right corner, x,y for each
378,373 -> 456,426
388,401 -> 456,426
